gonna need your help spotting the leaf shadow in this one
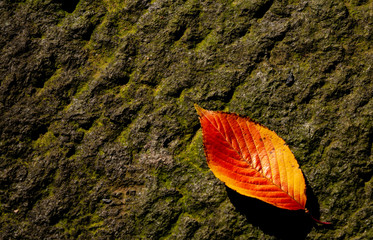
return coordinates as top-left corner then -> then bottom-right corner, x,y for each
226,180 -> 322,240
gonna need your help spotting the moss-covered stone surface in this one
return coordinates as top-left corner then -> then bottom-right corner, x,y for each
1,0 -> 372,239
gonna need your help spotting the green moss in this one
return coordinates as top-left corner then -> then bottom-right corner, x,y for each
177,131 -> 206,170
194,30 -> 219,52
32,131 -> 57,149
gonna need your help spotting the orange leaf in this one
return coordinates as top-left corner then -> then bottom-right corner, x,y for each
195,104 -> 307,211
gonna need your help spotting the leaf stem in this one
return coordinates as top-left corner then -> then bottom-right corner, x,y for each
305,209 -> 332,225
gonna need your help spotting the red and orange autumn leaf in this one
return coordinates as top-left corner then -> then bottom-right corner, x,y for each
195,104 -> 308,211
195,105 -> 331,224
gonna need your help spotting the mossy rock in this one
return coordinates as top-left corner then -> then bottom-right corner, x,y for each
0,0 -> 372,239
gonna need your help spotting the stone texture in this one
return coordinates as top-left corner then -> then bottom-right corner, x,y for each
0,0 -> 372,239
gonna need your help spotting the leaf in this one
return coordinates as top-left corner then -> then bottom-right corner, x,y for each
195,104 -> 331,224
195,105 -> 308,211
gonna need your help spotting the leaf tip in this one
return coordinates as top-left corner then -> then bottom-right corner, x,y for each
194,104 -> 205,117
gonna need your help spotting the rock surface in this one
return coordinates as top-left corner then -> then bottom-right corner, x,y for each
0,0 -> 372,239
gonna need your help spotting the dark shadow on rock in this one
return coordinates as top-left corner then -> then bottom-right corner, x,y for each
303,177 -> 334,228
303,177 -> 321,221
227,175 -> 334,239
227,186 -> 313,240
53,0 -> 79,13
